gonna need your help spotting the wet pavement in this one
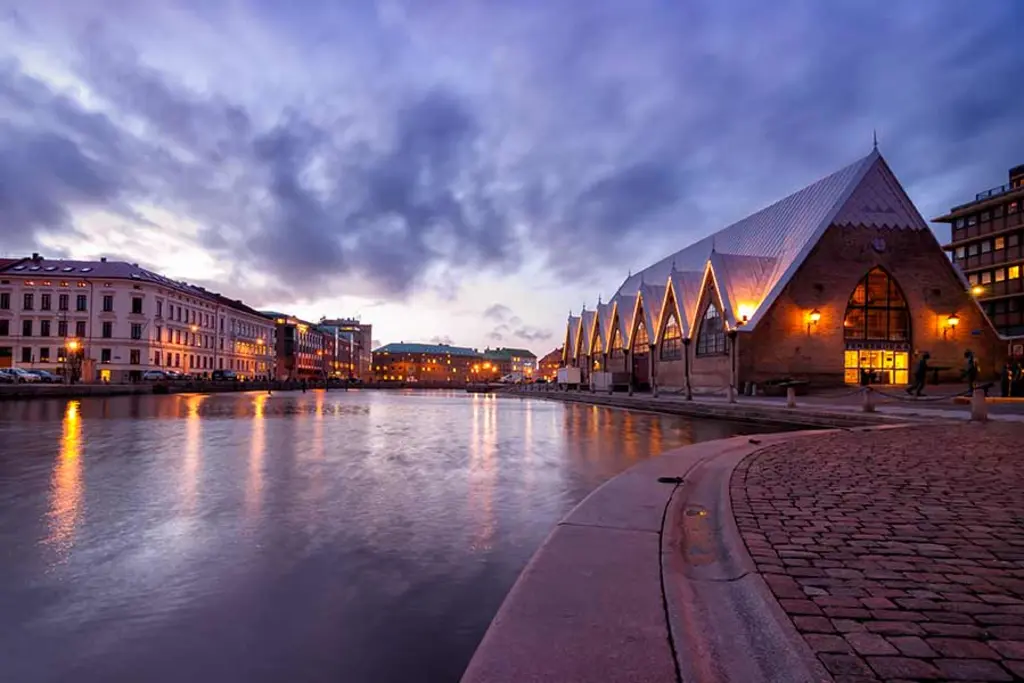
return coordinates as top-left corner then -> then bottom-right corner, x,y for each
732,423 -> 1024,682
0,390 -> 767,683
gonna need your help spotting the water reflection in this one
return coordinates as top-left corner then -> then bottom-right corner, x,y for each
46,400 -> 83,560
0,391 -> 778,683
246,393 -> 267,519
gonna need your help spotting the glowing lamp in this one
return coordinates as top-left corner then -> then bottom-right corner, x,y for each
971,285 -> 984,296
947,313 -> 960,329
737,304 -> 754,325
809,309 -> 822,324
68,339 -> 80,351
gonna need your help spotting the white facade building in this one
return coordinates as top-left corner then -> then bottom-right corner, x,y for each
0,255 -> 276,382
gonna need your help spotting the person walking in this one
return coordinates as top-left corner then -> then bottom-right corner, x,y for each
906,351 -> 930,397
963,350 -> 979,392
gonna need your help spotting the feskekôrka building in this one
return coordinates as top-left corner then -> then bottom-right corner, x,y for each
561,148 -> 1005,393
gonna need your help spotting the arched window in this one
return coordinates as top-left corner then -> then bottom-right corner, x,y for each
660,312 -> 683,360
697,303 -> 727,356
843,267 -> 910,342
632,320 -> 650,355
610,325 -> 625,358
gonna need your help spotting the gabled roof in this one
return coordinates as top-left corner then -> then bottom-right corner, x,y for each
484,347 -> 538,360
635,282 -> 665,343
565,314 -> 580,360
577,309 -> 596,356
614,294 -> 635,345
665,269 -> 704,336
613,150 -> 928,329
594,301 -> 613,352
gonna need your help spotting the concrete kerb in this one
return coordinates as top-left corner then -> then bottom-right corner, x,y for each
460,428 -> 863,683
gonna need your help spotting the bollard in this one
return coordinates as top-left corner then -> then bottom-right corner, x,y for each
786,386 -> 796,409
728,385 -> 737,404
861,387 -> 875,413
652,383 -> 659,398
970,388 -> 988,422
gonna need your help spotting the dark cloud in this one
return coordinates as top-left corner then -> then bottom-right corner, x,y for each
512,326 -> 553,343
2,0 -> 1024,312
483,304 -> 512,320
429,335 -> 453,345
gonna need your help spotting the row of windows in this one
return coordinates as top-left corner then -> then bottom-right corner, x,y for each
983,297 -> 1024,316
0,292 -> 89,312
953,231 -> 1022,258
967,265 -> 1022,286
953,200 -> 1020,229
0,320 -> 87,337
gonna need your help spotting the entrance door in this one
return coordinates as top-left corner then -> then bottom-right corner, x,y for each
632,351 -> 650,388
844,350 -> 909,385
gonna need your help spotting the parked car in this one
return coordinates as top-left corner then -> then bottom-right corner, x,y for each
0,369 -> 15,384
142,370 -> 168,381
7,368 -> 41,383
30,370 -> 60,383
212,369 -> 238,381
163,370 -> 187,381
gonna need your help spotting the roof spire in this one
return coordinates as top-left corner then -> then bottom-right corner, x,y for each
671,258 -> 677,273
582,302 -> 586,312
628,268 -> 632,279
873,129 -> 878,151
598,293 -> 603,305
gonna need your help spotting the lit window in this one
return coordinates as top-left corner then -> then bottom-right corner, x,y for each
995,236 -> 1006,251
1011,202 -> 1019,214
696,304 -> 727,356
660,313 -> 683,360
1010,266 -> 1020,280
981,271 -> 993,284
996,268 -> 1006,282
955,246 -> 965,259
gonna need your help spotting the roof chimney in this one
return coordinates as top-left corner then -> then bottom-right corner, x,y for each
100,257 -> 107,262
31,252 -> 41,262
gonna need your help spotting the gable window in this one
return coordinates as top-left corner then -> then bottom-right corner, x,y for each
631,320 -> 650,354
660,312 -> 683,360
843,267 -> 910,343
610,326 -> 625,358
696,303 -> 727,356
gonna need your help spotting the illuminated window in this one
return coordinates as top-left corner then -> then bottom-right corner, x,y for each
610,325 -> 625,358
995,236 -> 1006,251
1010,266 -> 1020,280
843,267 -> 909,343
955,247 -> 965,259
696,304 -> 727,356
631,318 -> 649,355
1011,202 -> 1019,214
981,271 -> 993,284
996,268 -> 1006,282
660,312 -> 683,360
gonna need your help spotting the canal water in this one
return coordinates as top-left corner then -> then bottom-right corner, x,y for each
0,390 -> 770,683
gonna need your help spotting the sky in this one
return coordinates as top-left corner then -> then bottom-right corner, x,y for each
1,1 -> 1023,354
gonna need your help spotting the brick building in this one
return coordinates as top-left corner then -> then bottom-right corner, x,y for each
264,312 -> 332,380
482,347 -> 538,379
562,148 -> 1004,392
538,348 -> 562,381
372,342 -> 482,384
936,162 -> 1024,340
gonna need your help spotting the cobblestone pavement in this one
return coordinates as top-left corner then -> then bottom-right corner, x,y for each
731,424 -> 1024,682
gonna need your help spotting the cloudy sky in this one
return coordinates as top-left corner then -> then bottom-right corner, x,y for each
2,1 -> 1023,354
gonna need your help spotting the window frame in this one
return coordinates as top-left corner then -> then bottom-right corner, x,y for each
696,303 -> 728,356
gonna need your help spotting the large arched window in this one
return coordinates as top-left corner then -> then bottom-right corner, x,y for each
843,267 -> 910,342
660,312 -> 683,360
696,303 -> 727,356
632,320 -> 650,355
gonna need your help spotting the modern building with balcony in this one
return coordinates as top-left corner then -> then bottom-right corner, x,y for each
318,317 -> 373,381
936,163 -> 1024,340
0,254 -> 276,381
264,312 -> 333,381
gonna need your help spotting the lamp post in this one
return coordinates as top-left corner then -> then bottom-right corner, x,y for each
65,338 -> 81,385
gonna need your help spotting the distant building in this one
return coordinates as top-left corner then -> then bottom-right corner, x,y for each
936,162 -> 1024,340
482,347 -> 538,378
318,318 -> 373,381
264,312 -> 331,381
538,348 -> 563,381
372,342 -> 482,384
0,254 -> 275,381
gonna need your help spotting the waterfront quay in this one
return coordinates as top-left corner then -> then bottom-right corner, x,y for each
463,421 -> 1024,683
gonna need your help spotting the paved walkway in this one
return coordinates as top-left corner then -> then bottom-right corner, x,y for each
731,424 -> 1024,682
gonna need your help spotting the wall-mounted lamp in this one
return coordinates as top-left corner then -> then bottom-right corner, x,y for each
944,312 -> 960,339
737,305 -> 754,325
971,285 -> 984,297
806,308 -> 821,334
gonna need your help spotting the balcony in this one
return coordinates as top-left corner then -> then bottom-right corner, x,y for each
976,183 -> 1018,201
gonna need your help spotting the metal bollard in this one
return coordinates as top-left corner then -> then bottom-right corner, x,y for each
970,388 -> 988,422
728,385 -> 737,404
786,386 -> 796,409
861,387 -> 875,413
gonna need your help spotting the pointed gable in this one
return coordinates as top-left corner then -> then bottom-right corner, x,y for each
564,315 -> 580,362
635,282 -> 665,343
832,156 -> 929,230
614,294 -> 635,348
667,270 -> 704,335
577,310 -> 596,356
596,301 -> 614,351
712,253 -> 778,325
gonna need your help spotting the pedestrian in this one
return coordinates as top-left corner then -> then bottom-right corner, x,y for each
1001,361 -> 1013,397
906,352 -> 930,397
963,350 -> 979,392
